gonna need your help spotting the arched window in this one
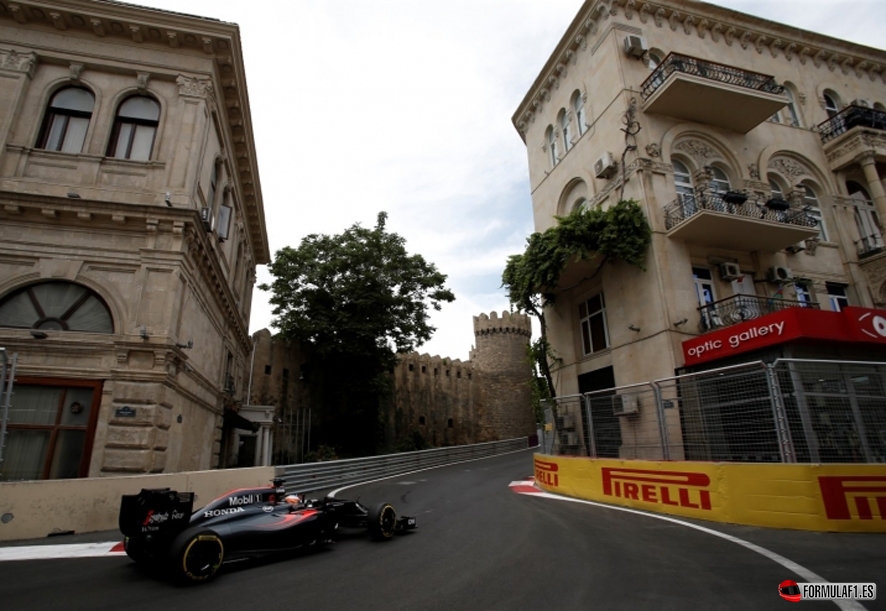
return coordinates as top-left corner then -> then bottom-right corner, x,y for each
107,96 -> 160,161
36,87 -> 95,153
573,197 -> 588,212
784,88 -> 801,127
710,167 -> 730,193
559,110 -> 572,153
769,179 -> 785,199
546,125 -> 559,168
673,159 -> 694,197
0,281 -> 114,333
874,102 -> 886,112
646,51 -> 662,70
673,159 -> 695,216
572,91 -> 586,137
823,92 -> 840,118
803,184 -> 827,241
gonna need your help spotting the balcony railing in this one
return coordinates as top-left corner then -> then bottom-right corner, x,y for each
664,191 -> 817,231
856,233 -> 885,258
698,294 -> 819,332
818,105 -> 886,143
641,52 -> 784,101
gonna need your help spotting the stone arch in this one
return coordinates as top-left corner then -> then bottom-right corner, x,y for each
558,178 -> 591,215
757,146 -> 837,194
661,124 -> 743,181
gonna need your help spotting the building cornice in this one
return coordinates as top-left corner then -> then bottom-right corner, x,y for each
0,0 -> 269,264
512,0 -> 886,142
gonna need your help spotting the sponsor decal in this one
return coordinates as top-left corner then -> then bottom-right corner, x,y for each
855,311 -> 886,340
535,459 -> 559,487
263,506 -> 274,513
686,321 -> 785,359
601,467 -> 712,510
778,580 -> 876,602
204,506 -> 245,518
228,493 -> 263,507
818,475 -> 886,520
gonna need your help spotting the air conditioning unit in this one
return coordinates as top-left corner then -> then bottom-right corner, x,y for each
785,242 -> 805,254
767,266 -> 793,283
200,207 -> 212,231
623,35 -> 647,58
594,152 -> 617,179
718,262 -> 742,282
613,394 -> 639,416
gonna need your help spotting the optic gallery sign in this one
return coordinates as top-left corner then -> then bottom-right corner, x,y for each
682,306 -> 886,366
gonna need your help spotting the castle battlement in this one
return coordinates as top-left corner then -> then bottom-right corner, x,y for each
473,310 -> 532,338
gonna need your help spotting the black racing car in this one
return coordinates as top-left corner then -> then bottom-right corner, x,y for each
118,479 -> 416,583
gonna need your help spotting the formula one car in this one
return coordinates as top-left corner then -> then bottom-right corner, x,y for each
119,479 -> 416,583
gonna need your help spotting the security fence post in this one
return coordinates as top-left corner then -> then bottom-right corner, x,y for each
652,381 -> 670,460
583,394 -> 597,458
765,362 -> 796,463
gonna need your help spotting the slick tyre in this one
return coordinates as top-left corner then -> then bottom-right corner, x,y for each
367,502 -> 397,541
170,529 -> 224,584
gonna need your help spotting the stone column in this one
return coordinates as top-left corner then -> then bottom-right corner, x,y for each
858,153 -> 886,221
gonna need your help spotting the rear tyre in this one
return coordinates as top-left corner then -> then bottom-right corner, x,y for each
170,529 -> 224,584
367,503 -> 397,541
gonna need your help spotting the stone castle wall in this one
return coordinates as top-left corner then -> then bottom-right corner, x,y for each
249,310 -> 534,454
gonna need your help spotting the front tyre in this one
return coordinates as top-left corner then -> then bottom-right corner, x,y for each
367,503 -> 397,541
171,529 -> 224,584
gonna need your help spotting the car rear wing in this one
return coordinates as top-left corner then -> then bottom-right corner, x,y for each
119,488 -> 194,538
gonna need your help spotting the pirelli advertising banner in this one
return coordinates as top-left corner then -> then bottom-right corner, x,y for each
534,455 -> 886,532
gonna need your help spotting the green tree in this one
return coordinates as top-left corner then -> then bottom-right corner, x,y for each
502,200 -> 651,402
260,212 -> 454,456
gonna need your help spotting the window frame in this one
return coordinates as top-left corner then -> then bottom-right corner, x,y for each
36,86 -> 95,154
107,95 -> 161,161
578,292 -> 610,356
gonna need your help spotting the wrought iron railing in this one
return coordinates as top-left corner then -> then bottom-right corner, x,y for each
856,233 -> 885,258
698,294 -> 819,331
641,52 -> 784,101
818,105 -> 886,143
664,191 -> 818,231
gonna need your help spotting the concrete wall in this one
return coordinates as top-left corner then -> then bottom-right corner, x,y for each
0,466 -> 275,541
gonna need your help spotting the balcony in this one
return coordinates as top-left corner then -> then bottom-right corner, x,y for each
640,53 -> 787,133
818,105 -> 886,171
698,294 -> 819,332
664,191 -> 820,251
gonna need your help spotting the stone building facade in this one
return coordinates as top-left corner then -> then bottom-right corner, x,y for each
247,310 -> 535,459
0,0 -> 267,479
512,0 -> 886,457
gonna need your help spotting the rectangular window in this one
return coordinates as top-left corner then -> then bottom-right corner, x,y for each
825,283 -> 849,312
579,293 -> 610,356
794,283 -> 813,307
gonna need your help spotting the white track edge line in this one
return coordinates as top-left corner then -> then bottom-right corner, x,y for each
0,541 -> 123,562
328,446 -> 535,498
523,490 -> 867,611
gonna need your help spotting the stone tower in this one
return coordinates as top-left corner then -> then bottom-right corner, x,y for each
471,311 -> 535,440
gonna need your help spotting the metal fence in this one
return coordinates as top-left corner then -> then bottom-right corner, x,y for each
545,359 -> 886,464
276,437 -> 529,495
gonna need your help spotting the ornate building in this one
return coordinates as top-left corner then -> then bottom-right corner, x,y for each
0,0 -> 268,479
513,1 -> 886,452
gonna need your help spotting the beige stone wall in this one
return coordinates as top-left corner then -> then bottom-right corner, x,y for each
513,0 -> 886,457
0,1 -> 267,478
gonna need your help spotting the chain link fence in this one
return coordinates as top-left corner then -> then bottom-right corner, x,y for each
547,359 -> 886,464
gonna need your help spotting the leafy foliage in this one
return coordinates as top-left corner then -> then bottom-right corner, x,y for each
501,200 -> 652,399
260,212 -> 454,455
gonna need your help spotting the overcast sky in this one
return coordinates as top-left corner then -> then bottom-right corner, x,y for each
133,0 -> 886,361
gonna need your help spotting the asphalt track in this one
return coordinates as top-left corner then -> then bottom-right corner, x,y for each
0,449 -> 883,610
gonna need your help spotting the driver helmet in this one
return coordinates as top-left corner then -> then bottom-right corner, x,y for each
283,494 -> 301,505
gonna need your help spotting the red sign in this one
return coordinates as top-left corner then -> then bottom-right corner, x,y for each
601,467 -> 712,510
682,307 -> 886,366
